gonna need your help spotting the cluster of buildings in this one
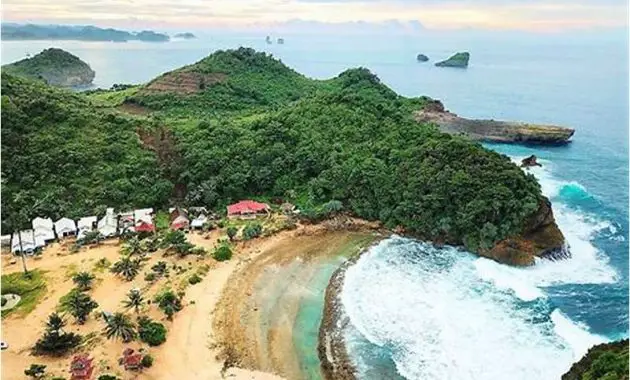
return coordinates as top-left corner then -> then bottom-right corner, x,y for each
3,200 -> 284,255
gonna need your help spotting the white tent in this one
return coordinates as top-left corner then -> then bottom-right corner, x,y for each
54,218 -> 77,238
98,208 -> 118,237
0,235 -> 11,248
11,230 -> 36,254
32,217 -> 55,246
77,216 -> 97,240
190,214 -> 207,229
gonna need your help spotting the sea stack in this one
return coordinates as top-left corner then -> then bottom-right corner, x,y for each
435,52 -> 470,68
2,48 -> 95,87
416,54 -> 429,62
265,35 -> 272,44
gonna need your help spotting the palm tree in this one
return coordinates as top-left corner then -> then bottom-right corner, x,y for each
65,291 -> 99,324
45,312 -> 66,333
155,290 -> 182,320
122,289 -> 144,313
121,237 -> 144,256
72,271 -> 95,291
111,256 -> 141,281
103,312 -> 136,342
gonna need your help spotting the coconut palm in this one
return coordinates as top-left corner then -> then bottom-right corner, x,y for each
103,312 -> 136,342
72,271 -> 95,291
65,291 -> 99,324
121,236 -> 144,256
111,256 -> 141,281
45,312 -> 66,332
122,289 -> 144,313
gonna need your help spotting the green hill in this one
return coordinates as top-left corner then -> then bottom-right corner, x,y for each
562,340 -> 629,380
3,48 -> 95,87
4,48 -> 562,264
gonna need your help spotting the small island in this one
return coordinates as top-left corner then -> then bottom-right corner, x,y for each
174,32 -> 196,39
1,23 -> 170,42
277,38 -> 285,44
2,48 -> 95,87
265,35 -> 272,44
435,51 -> 470,68
416,53 -> 429,62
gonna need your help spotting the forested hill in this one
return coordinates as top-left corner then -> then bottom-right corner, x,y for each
3,48 -> 96,87
3,48 -> 560,263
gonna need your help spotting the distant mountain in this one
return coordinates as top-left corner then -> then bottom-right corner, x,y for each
1,24 -> 169,42
2,48 -> 95,87
174,32 -> 196,39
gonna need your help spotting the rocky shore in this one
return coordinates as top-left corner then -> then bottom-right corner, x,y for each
415,100 -> 575,145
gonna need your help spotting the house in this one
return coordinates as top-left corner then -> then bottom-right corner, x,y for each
117,211 -> 135,234
190,213 -> 208,230
169,208 -> 189,231
54,218 -> 77,238
97,208 -> 118,237
70,354 -> 94,380
227,200 -> 270,219
77,216 -> 97,240
135,221 -> 155,233
11,230 -> 36,254
121,348 -> 144,371
134,208 -> 154,231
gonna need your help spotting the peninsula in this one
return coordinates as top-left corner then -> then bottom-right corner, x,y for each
2,48 -> 95,87
1,23 -> 169,42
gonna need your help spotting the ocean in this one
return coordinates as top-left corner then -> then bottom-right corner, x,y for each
2,31 -> 628,379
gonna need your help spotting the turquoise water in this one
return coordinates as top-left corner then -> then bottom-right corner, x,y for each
2,31 -> 628,378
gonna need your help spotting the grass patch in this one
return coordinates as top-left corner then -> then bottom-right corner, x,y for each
155,211 -> 170,231
93,258 -> 112,272
57,288 -> 81,313
1,270 -> 47,318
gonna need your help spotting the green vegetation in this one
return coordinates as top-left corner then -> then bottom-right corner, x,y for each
226,226 -> 238,241
242,222 -> 263,240
33,313 -> 82,356
3,48 -> 544,254
93,258 -> 111,272
103,312 -> 137,342
137,316 -> 167,346
72,271 -> 95,291
154,290 -> 182,320
2,48 -> 95,87
78,230 -> 103,245
122,289 -> 144,313
62,290 -> 99,324
24,364 -> 46,378
1,24 -> 169,42
98,375 -> 119,380
562,339 -> 629,380
213,245 -> 233,262
141,354 -> 154,368
1,270 -> 47,317
111,256 -> 142,281
188,273 -> 202,285
435,52 -> 470,68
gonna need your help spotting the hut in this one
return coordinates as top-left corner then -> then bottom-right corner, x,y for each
135,221 -> 155,233
98,208 -> 118,237
54,218 -> 77,238
11,230 -> 36,254
77,216 -> 97,240
70,354 -> 94,380
227,200 -> 270,219
32,217 -> 55,247
190,214 -> 208,230
169,208 -> 189,231
117,211 -> 135,234
134,208 -> 154,232
121,348 -> 144,371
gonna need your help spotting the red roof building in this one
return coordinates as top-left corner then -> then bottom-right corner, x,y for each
70,354 -> 94,380
121,348 -> 144,371
227,200 -> 270,219
135,221 -> 155,233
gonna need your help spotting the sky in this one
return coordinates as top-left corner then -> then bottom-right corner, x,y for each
2,0 -> 628,32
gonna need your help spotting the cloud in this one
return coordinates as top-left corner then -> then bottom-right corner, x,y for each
2,0 -> 627,32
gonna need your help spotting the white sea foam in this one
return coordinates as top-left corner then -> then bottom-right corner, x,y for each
341,238 -> 608,380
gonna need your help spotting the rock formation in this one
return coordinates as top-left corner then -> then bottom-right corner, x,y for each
277,38 -> 285,44
2,48 -> 95,87
414,100 -> 575,145
265,35 -> 272,44
521,155 -> 542,168
484,197 -> 568,266
562,339 -> 629,380
435,52 -> 470,68
416,53 -> 429,62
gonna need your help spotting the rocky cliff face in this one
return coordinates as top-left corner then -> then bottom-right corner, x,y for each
414,100 -> 575,145
482,197 -> 568,266
2,48 -> 95,87
562,339 -> 629,380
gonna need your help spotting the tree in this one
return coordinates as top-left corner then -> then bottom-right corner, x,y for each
242,223 -> 262,240
80,230 -> 103,245
322,200 -> 343,215
64,291 -> 99,324
212,245 -> 232,262
151,261 -> 168,277
121,236 -> 144,256
154,290 -> 182,320
103,312 -> 136,342
111,256 -> 141,281
24,364 -> 46,378
72,271 -> 95,291
226,226 -> 238,241
33,313 -> 82,356
122,289 -> 144,313
137,316 -> 167,346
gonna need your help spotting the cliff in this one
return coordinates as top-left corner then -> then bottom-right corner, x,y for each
562,339 -> 629,380
3,48 -> 95,87
414,100 -> 575,145
435,52 -> 469,68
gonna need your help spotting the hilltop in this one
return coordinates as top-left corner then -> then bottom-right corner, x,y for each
1,23 -> 169,42
5,48 -> 566,265
3,48 -> 96,87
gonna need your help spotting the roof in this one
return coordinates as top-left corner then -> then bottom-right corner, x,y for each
54,217 -> 77,231
32,217 -> 54,229
227,200 -> 270,215
169,207 -> 188,221
190,214 -> 207,227
135,221 -> 155,232
12,230 -> 36,251
134,208 -> 153,224
77,216 -> 97,229
70,354 -> 94,376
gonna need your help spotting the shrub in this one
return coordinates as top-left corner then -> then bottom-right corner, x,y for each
141,354 -> 154,368
216,220 -> 226,228
138,316 -> 167,346
154,290 -> 182,320
188,274 -> 202,285
33,313 -> 82,356
144,272 -> 156,282
242,223 -> 263,240
94,258 -> 111,272
226,226 -> 238,241
212,245 -> 232,262
191,246 -> 207,256
98,375 -> 119,380
24,363 -> 46,378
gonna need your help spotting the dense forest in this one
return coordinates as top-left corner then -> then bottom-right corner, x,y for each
2,48 -> 543,252
3,48 -> 95,86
